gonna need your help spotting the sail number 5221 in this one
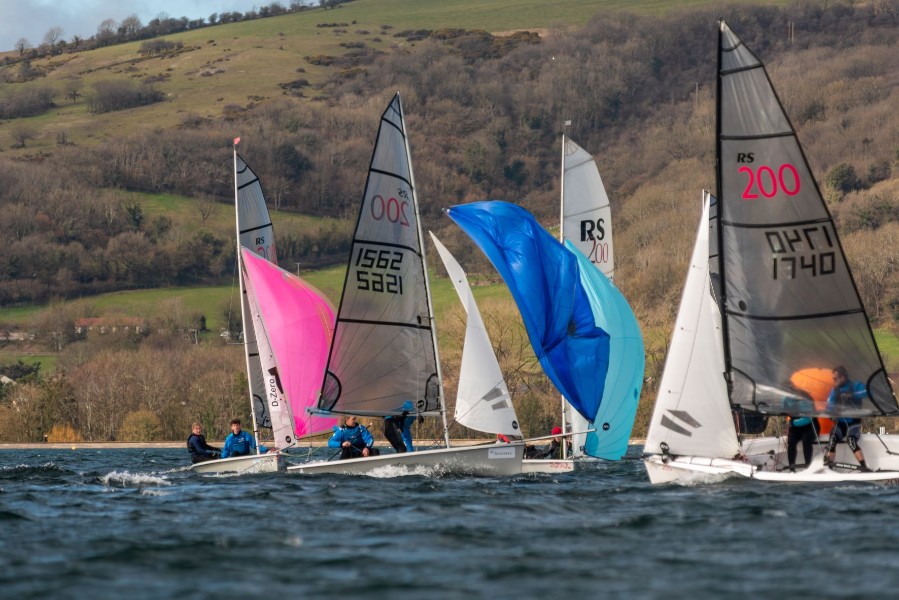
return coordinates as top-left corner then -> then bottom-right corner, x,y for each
739,164 -> 800,199
355,248 -> 404,294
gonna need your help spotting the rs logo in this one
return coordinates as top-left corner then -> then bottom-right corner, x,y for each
580,218 -> 605,241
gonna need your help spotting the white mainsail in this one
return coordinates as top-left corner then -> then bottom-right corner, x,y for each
562,137 -> 614,278
644,192 -> 739,458
430,232 -> 521,437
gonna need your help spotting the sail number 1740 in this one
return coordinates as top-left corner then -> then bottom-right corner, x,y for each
765,225 -> 835,280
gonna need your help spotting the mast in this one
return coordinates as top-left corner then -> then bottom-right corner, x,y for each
399,94 -> 451,448
234,140 -> 261,455
714,21 -> 734,401
558,126 -> 569,459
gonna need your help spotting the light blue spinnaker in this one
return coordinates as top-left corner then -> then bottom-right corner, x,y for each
446,201 -> 610,424
565,240 -> 645,460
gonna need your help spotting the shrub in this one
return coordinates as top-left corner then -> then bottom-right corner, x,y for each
118,409 -> 162,441
825,163 -> 861,196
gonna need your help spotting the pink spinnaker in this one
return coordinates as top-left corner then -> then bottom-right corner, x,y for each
241,247 -> 337,438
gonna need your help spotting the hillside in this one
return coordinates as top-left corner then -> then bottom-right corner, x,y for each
1,0 -> 898,443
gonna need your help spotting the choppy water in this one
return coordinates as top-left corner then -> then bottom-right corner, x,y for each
3,447 -> 899,599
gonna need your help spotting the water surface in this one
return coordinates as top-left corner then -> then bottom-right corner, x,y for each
2,447 -> 898,598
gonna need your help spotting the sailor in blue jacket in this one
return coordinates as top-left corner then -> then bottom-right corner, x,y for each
384,400 -> 416,453
328,415 -> 376,459
221,419 -> 267,458
824,366 -> 871,472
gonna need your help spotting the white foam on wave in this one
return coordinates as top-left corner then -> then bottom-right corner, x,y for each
101,470 -> 171,488
140,488 -> 172,497
365,463 -> 443,478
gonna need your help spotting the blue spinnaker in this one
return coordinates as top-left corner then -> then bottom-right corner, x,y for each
565,240 -> 645,460
446,201 -> 610,423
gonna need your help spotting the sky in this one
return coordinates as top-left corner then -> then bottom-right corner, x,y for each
0,0 -> 275,52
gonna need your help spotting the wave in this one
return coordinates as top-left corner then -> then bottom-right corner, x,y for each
100,470 -> 171,488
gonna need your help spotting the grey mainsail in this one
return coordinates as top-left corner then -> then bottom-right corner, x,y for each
716,21 -> 897,417
318,94 -> 442,418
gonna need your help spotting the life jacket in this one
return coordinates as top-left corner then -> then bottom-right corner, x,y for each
186,434 -> 200,454
231,431 -> 250,456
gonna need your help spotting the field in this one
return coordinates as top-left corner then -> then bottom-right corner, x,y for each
1,0 -> 789,154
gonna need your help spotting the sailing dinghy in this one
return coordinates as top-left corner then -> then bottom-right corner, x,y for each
446,201 -> 643,474
287,94 -> 524,476
524,135 -> 643,474
643,22 -> 899,485
192,147 -> 336,474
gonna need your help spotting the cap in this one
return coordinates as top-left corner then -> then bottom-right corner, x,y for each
551,427 -> 562,436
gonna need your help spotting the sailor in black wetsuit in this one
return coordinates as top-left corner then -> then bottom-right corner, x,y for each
187,422 -> 220,463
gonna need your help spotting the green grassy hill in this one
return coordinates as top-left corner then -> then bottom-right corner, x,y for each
1,0 -> 787,154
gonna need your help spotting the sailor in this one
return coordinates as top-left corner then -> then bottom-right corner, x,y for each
220,419 -> 266,458
824,366 -> 871,472
186,422 -> 220,463
383,400 -> 416,453
525,426 -> 563,460
328,416 -> 377,460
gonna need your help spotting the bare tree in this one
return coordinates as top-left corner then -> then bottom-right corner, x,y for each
120,14 -> 143,39
15,38 -> 31,56
10,126 -> 38,148
42,26 -> 64,49
64,79 -> 82,104
196,196 -> 217,227
96,18 -> 117,45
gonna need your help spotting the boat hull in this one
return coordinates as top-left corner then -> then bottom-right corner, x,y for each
521,459 -> 575,474
645,433 -> 899,485
287,443 -> 524,476
190,452 -> 286,475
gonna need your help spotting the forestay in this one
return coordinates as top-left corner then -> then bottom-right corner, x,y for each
430,233 -> 521,437
319,94 -> 440,417
565,241 -> 644,460
241,248 -> 336,439
716,22 -> 897,417
446,201 -> 610,424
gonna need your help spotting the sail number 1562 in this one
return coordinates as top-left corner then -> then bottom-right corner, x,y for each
738,163 -> 801,199
355,248 -> 404,294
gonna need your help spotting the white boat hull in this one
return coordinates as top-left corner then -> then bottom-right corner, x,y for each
521,459 -> 575,474
645,433 -> 899,485
287,443 -> 524,476
190,452 -> 286,475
